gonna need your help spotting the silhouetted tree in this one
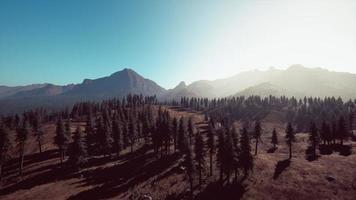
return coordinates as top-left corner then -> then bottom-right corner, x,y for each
112,119 -> 123,157
254,120 -> 262,155
54,118 -> 70,164
187,118 -> 194,145
320,121 -> 331,145
217,129 -> 225,182
338,116 -> 348,145
172,117 -> 179,152
271,128 -> 278,148
85,113 -> 95,156
224,128 -> 235,183
0,123 -> 11,181
239,127 -> 253,177
194,129 -> 205,187
17,119 -> 31,176
309,121 -> 319,157
98,117 -> 113,156
207,124 -> 215,176
128,116 -> 137,153
69,126 -> 87,167
33,114 -> 43,153
184,145 -> 195,197
285,122 -> 295,159
177,117 -> 187,154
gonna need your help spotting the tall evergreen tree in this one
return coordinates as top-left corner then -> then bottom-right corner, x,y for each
206,124 -> 215,176
69,126 -> 87,167
308,121 -> 319,157
177,117 -> 187,154
231,126 -> 240,180
187,118 -> 194,145
16,119 -> 31,176
285,122 -> 295,159
338,116 -> 348,145
184,145 -> 195,197
216,129 -> 225,182
194,129 -> 205,187
253,120 -> 262,155
54,117 -> 70,164
172,117 -> 179,152
112,119 -> 123,157
100,118 -> 113,156
224,128 -> 235,183
85,113 -> 95,156
239,127 -> 253,177
128,116 -> 137,153
33,114 -> 43,153
0,123 -> 11,181
271,128 -> 278,148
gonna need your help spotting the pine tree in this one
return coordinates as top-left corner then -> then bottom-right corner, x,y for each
239,127 -> 253,177
177,117 -> 187,154
85,113 -> 95,156
184,145 -> 195,197
69,126 -> 87,167
194,129 -> 205,187
338,116 -> 348,145
217,129 -> 225,182
285,122 -> 295,160
16,119 -> 31,176
172,117 -> 179,152
254,120 -> 262,155
54,117 -> 70,164
187,118 -> 194,145
33,114 -> 43,153
309,121 -> 319,157
206,124 -> 215,176
0,123 -> 11,181
231,126 -> 240,180
320,120 -> 331,145
100,118 -> 113,156
112,119 -> 123,157
224,128 -> 235,184
271,128 -> 278,148
128,116 -> 137,153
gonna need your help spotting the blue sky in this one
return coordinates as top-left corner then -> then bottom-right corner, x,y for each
1,0 -> 355,89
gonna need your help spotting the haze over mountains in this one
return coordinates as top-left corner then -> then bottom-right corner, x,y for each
1,65 -> 356,114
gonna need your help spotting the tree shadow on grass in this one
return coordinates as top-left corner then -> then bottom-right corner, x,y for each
319,144 -> 333,155
0,163 -> 73,196
334,144 -> 352,156
305,146 -> 320,162
68,152 -> 180,200
267,147 -> 277,153
273,159 -> 291,180
195,180 -> 248,200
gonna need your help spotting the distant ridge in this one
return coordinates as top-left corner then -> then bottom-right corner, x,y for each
2,65 -> 356,114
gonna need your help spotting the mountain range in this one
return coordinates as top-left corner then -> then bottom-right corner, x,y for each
1,65 -> 356,114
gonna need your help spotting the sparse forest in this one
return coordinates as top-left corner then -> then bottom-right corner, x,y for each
0,94 -> 355,200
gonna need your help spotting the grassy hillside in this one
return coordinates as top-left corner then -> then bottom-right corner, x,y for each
0,106 -> 355,200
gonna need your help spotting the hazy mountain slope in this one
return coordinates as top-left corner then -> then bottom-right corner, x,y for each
0,84 -> 48,99
235,82 -> 304,97
0,68 -> 165,114
166,65 -> 356,99
235,65 -> 356,99
66,68 -> 165,98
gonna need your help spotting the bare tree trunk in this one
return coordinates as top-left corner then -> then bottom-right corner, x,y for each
0,164 -> 3,181
19,142 -> 25,177
255,139 -> 258,155
209,153 -> 213,176
38,140 -> 42,153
